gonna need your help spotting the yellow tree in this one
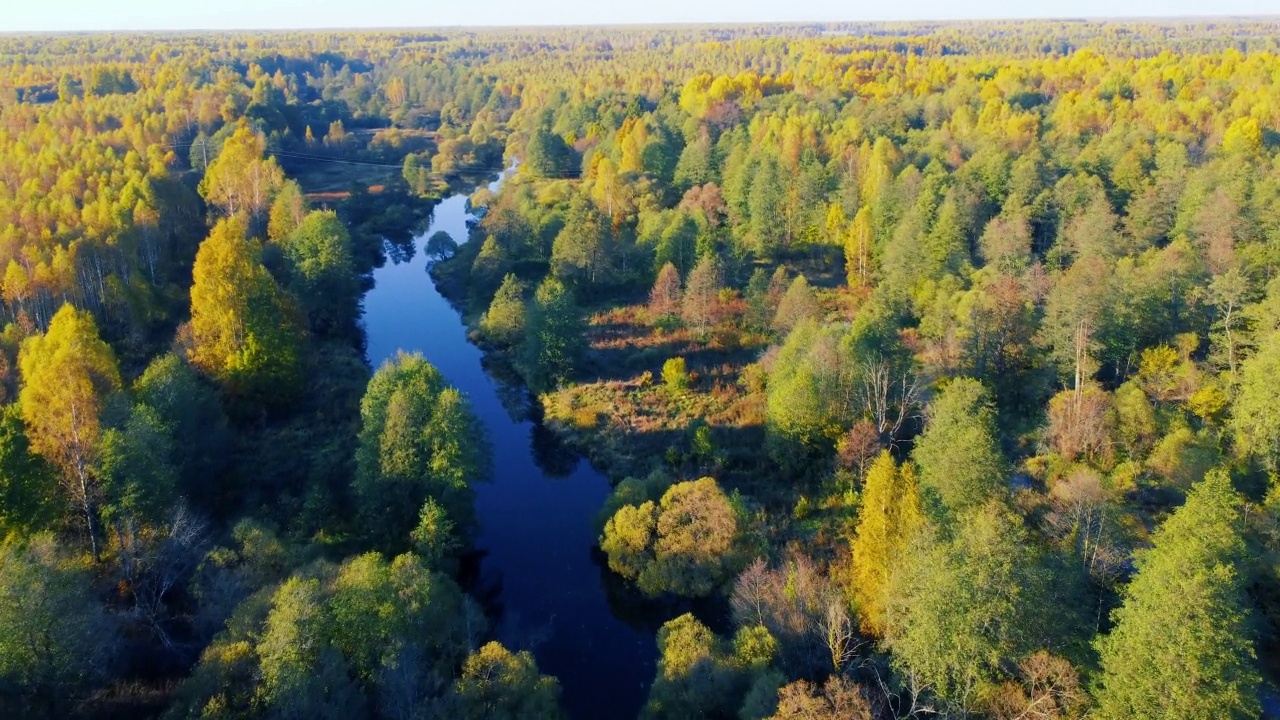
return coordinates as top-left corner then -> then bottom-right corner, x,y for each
188,218 -> 302,405
198,122 -> 285,222
847,451 -> 924,637
18,304 -> 121,561
844,207 -> 873,288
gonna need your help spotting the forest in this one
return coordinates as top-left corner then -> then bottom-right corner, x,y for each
1,16 -> 1280,720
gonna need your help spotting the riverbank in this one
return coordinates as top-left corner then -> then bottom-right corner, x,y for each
364,170 -> 658,720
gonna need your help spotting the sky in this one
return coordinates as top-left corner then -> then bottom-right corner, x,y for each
4,0 -> 1278,32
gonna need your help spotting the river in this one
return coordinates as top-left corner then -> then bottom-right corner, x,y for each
360,171 -> 656,719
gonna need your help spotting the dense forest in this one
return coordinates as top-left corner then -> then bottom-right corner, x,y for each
2,16 -> 1280,719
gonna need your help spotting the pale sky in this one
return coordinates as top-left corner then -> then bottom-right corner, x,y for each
4,0 -> 1277,32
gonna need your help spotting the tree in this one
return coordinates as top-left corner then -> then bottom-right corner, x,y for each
278,210 -> 360,337
0,405 -> 59,537
649,262 -> 682,322
911,378 -> 1006,517
198,122 -> 285,223
1232,331 -> 1280,472
267,179 -> 309,242
642,613 -> 738,720
847,452 -> 924,637
479,274 -> 527,347
551,195 -> 611,287
188,218 -> 303,405
887,501 -> 1048,713
602,477 -> 743,597
0,535 -> 114,716
520,278 -> 584,393
772,274 -> 819,334
1094,470 -> 1260,720
524,128 -> 574,179
355,353 -> 489,551
426,231 -> 459,264
132,353 -> 230,508
767,677 -> 873,720
681,254 -> 721,334
452,642 -> 565,720
662,357 -> 689,394
18,304 -> 121,561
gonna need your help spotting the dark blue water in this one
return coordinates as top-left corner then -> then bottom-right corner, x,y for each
361,173 -> 655,719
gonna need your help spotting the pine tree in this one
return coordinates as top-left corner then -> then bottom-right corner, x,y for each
848,452 -> 924,637
1094,469 -> 1260,720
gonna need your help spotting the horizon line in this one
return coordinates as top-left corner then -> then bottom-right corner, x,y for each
6,14 -> 1280,35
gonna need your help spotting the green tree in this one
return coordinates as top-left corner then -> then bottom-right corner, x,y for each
0,405 -> 59,538
551,195 -> 612,287
911,378 -> 1007,517
1093,470 -> 1260,720
524,128 -> 574,179
887,501 -> 1047,713
479,274 -> 527,347
355,353 -> 489,550
278,210 -> 360,338
0,535 -> 114,716
132,353 -> 230,508
1232,330 -> 1280,472
520,278 -> 584,393
18,304 -> 122,562
188,218 -> 304,405
772,274 -> 819,334
602,477 -> 743,597
267,179 -> 309,242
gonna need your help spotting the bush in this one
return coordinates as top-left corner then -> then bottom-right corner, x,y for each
662,357 -> 690,394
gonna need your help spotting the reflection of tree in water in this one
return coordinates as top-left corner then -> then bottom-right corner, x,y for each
593,545 -> 735,635
530,421 -> 580,478
458,547 -> 505,628
383,234 -> 416,265
480,355 -> 531,424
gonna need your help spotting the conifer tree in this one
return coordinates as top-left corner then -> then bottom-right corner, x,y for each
1094,469 -> 1260,720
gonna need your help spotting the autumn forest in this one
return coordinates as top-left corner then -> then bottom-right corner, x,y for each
1,17 -> 1280,720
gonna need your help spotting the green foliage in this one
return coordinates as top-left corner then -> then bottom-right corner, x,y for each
911,378 -> 1007,517
132,353 -> 230,507
887,501 -> 1052,714
524,127 -> 576,179
1232,331 -> 1280,472
354,352 -> 490,551
520,278 -> 584,393
479,274 -> 527,346
278,210 -> 361,338
1094,470 -> 1260,720
0,405 -> 59,537
0,535 -> 114,715
173,551 -> 480,720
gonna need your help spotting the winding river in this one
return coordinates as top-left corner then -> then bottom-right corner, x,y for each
361,172 -> 656,719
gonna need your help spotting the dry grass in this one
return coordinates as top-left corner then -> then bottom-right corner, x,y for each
545,301 -> 771,481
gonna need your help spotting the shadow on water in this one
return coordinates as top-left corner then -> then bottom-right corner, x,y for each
360,167 -> 657,720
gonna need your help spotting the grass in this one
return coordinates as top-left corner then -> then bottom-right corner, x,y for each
543,301 -> 772,485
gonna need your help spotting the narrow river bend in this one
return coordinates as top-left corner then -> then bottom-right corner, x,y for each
360,172 -> 655,719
